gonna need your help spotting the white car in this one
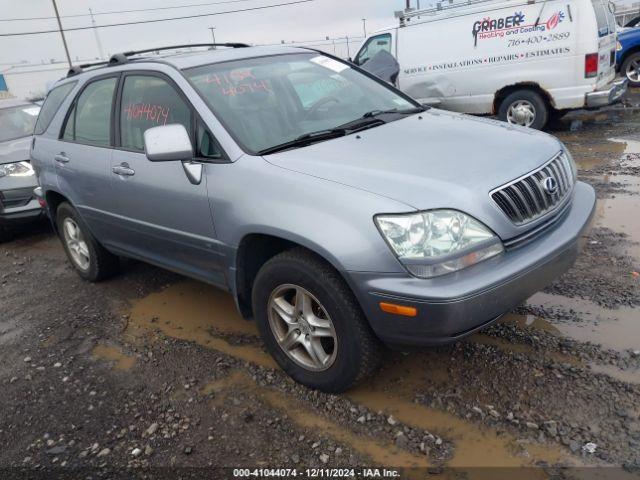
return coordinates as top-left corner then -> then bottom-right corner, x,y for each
354,0 -> 627,129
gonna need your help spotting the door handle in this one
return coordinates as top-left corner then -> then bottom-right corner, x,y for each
54,153 -> 70,164
112,163 -> 135,177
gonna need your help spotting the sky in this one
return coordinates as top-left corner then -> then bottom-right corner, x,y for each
0,0 -> 408,66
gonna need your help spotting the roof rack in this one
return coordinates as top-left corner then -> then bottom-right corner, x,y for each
66,43 -> 250,77
397,0 -> 536,24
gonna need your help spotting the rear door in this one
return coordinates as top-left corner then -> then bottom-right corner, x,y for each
55,75 -> 118,241
108,71 -> 226,285
591,0 -> 617,85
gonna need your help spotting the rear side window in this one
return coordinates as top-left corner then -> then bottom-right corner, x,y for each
34,82 -> 76,135
355,34 -> 392,66
119,75 -> 192,152
63,77 -> 117,147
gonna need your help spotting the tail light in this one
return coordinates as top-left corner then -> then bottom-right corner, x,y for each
585,53 -> 598,78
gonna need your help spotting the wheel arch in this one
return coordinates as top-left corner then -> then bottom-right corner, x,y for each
620,46 -> 640,70
43,189 -> 71,233
233,232 -> 355,321
493,82 -> 555,114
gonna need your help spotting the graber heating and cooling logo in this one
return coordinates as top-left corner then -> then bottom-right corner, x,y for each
472,10 -> 565,40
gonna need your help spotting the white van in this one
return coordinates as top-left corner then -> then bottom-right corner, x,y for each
354,0 -> 627,129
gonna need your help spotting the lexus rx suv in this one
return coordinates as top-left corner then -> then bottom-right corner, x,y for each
31,45 -> 596,392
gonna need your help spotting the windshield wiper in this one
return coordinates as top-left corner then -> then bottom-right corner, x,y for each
362,106 -> 428,118
257,128 -> 347,156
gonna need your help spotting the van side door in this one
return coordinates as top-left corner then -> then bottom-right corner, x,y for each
107,71 -> 226,286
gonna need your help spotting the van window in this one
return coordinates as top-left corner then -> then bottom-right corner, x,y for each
34,82 -> 76,135
62,77 -> 117,147
119,75 -> 192,152
592,0 -> 614,36
355,34 -> 392,66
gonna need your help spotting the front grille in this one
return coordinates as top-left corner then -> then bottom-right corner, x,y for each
491,152 -> 574,225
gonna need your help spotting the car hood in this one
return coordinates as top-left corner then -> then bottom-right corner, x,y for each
0,136 -> 31,165
264,109 -> 563,238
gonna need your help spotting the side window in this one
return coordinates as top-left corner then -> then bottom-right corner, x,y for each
355,34 -> 392,66
196,121 -> 223,160
62,77 -> 117,147
120,75 -> 192,152
34,81 -> 76,135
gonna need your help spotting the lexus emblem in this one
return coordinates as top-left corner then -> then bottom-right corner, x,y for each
542,177 -> 559,195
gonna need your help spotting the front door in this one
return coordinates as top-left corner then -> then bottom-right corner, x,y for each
108,72 -> 225,286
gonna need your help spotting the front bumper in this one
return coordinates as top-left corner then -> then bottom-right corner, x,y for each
585,78 -> 628,108
0,187 -> 45,228
347,181 -> 596,348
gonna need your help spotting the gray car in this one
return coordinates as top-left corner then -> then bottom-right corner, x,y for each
31,45 -> 596,392
0,99 -> 44,241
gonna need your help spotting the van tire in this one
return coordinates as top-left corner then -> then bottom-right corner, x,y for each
498,90 -> 549,130
621,52 -> 640,87
251,248 -> 381,393
56,202 -> 119,282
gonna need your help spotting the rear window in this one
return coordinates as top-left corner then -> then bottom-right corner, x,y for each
591,0 -> 615,37
34,81 -> 76,135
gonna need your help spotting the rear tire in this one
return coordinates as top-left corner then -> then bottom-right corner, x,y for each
252,248 -> 381,392
621,52 -> 640,87
56,202 -> 119,282
498,89 -> 549,130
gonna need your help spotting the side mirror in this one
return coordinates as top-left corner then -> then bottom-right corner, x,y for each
144,124 -> 193,162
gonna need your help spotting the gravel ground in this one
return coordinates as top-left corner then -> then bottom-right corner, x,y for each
1,90 -> 639,476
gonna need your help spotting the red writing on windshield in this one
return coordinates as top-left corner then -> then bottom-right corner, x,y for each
124,103 -> 170,125
200,69 -> 272,97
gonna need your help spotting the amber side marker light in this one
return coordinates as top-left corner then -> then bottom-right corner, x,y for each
379,302 -> 418,317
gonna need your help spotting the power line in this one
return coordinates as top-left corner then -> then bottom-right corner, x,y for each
0,0 -> 258,22
0,0 -> 316,37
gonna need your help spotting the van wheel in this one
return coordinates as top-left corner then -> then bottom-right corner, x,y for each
251,248 -> 381,393
498,90 -> 549,130
621,52 -> 640,87
56,202 -> 119,282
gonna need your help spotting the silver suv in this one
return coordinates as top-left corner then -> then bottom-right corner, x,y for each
31,45 -> 596,392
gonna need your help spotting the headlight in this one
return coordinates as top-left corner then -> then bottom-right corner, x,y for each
617,41 -> 623,52
375,210 -> 503,278
0,161 -> 34,178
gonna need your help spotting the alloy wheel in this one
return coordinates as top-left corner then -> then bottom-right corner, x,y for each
267,284 -> 338,372
626,58 -> 640,83
62,218 -> 90,271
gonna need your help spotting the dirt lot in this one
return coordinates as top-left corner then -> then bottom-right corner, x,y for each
1,90 -> 639,478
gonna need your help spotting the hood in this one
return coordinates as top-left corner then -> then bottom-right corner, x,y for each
264,109 -> 562,238
619,27 -> 640,43
0,136 -> 32,165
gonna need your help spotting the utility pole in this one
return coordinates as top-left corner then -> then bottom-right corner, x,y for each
89,8 -> 105,60
406,0 -> 411,10
345,35 -> 350,59
362,18 -> 367,37
209,27 -> 217,48
51,0 -> 72,68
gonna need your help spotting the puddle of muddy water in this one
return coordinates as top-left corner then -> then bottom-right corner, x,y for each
202,370 -> 429,468
125,281 -> 577,468
92,344 -> 136,370
125,281 -> 276,368
524,293 -> 640,353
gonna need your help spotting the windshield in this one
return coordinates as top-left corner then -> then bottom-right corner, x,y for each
0,104 -> 40,142
185,53 -> 416,154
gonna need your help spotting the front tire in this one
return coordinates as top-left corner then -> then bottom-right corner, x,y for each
56,202 -> 119,282
498,89 -> 549,130
252,248 -> 381,392
621,52 -> 640,87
